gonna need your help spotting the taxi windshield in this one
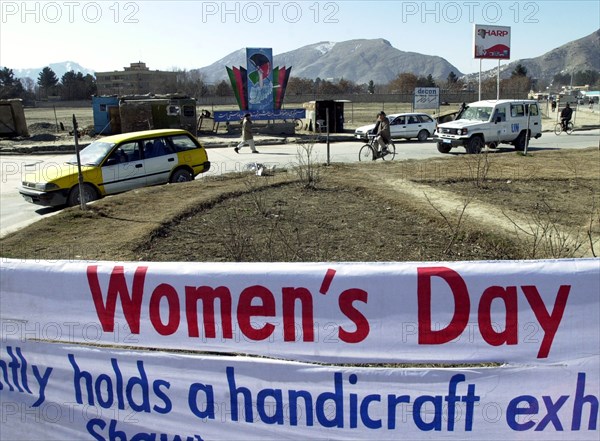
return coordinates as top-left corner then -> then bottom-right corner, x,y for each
66,141 -> 115,166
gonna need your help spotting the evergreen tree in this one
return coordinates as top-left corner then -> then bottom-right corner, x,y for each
37,67 -> 59,97
446,71 -> 458,84
511,64 -> 528,78
82,73 -> 97,98
445,71 -> 464,91
60,70 -> 78,100
59,70 -> 96,100
0,67 -> 25,99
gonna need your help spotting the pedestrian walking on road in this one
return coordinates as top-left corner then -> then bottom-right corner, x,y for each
234,113 -> 259,154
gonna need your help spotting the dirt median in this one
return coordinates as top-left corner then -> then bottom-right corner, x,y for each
1,147 -> 598,262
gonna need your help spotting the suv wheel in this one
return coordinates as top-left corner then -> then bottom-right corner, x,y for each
514,131 -> 527,151
437,142 -> 452,154
466,136 -> 483,154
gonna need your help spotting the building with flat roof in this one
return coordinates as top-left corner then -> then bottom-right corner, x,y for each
95,62 -> 177,96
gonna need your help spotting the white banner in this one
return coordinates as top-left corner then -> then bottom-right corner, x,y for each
1,338 -> 598,440
1,259 -> 599,363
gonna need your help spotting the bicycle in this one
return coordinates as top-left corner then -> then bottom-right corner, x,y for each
554,120 -> 574,135
359,135 -> 396,161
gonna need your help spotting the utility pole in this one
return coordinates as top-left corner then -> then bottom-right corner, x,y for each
73,115 -> 87,211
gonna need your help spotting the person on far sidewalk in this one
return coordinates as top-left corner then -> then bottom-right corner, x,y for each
234,113 -> 259,154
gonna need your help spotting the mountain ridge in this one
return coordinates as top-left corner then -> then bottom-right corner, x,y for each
196,38 -> 462,84
4,30 -> 598,86
466,29 -> 600,82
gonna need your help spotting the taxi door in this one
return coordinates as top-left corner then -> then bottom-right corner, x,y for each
143,137 -> 179,185
101,140 -> 146,194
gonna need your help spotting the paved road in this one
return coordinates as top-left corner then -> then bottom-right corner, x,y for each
1,129 -> 598,237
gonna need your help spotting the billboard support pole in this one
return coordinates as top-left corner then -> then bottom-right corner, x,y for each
497,60 -> 501,100
478,59 -> 482,101
474,24 -> 511,102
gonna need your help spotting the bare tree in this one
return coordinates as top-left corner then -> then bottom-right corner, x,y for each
175,69 -> 209,99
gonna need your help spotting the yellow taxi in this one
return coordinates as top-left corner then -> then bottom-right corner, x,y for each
19,129 -> 211,206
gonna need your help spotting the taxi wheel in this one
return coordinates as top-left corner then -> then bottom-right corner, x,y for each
68,184 -> 98,206
170,168 -> 193,183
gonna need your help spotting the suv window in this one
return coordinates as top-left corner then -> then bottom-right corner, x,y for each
493,107 -> 507,122
528,104 -> 539,116
511,104 -> 525,117
168,134 -> 200,152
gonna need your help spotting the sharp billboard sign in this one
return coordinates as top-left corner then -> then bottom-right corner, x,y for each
474,25 -> 511,60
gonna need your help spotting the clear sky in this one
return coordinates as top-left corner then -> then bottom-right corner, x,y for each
1,0 -> 599,77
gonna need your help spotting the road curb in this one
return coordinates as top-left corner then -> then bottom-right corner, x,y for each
1,127 -> 596,156
0,133 -> 360,155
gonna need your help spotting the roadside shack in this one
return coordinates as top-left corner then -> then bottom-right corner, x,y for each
304,100 -> 349,133
92,94 -> 198,135
92,96 -> 120,135
0,99 -> 29,138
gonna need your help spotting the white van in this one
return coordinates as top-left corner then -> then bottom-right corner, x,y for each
435,99 -> 542,154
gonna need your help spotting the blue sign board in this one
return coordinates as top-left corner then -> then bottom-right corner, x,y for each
213,109 -> 306,123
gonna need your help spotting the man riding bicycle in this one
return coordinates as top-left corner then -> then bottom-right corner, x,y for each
560,102 -> 573,132
374,111 -> 391,156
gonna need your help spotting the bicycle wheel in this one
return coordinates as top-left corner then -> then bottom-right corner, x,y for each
382,142 -> 396,160
359,144 -> 375,161
554,123 -> 562,135
566,122 -> 574,135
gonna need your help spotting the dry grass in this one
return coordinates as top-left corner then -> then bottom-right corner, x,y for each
2,147 -> 598,262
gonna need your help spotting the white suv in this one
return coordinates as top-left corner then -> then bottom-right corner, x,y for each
435,99 -> 542,154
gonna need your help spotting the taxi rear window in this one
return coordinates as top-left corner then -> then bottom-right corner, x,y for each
168,135 -> 200,152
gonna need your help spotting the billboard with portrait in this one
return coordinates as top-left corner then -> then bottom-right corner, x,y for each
246,48 -> 274,111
